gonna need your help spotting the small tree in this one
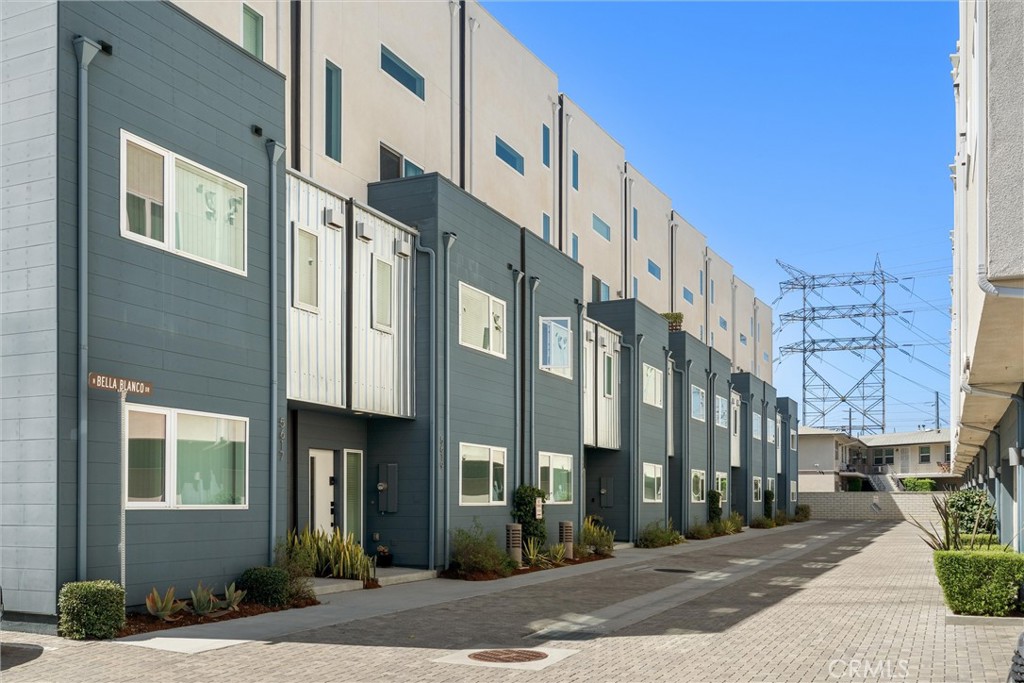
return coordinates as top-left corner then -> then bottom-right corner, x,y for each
512,484 -> 548,545
707,489 -> 723,523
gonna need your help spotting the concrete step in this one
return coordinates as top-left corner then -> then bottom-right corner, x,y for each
310,577 -> 363,597
376,567 -> 438,587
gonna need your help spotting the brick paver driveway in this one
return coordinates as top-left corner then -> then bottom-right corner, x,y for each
1,521 -> 1018,682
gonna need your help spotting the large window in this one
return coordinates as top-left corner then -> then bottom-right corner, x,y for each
715,395 -> 728,428
753,476 -> 762,503
919,446 -> 931,464
539,452 -> 573,504
753,412 -> 762,441
691,469 -> 706,503
380,45 -> 424,99
459,443 -> 505,505
122,132 -> 247,275
373,259 -> 393,332
643,463 -> 663,502
294,226 -> 318,311
540,317 -> 572,379
592,214 -> 611,241
242,5 -> 263,59
873,448 -> 895,466
459,283 -> 506,358
495,136 -> 524,174
325,61 -> 342,161
127,406 -> 248,509
691,385 -> 706,421
642,363 -> 663,408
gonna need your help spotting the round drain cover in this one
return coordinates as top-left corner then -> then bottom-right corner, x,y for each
654,568 -> 694,574
468,649 -> 549,663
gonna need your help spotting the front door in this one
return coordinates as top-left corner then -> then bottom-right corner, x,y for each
342,449 -> 364,543
309,449 -> 335,533
899,451 -> 910,474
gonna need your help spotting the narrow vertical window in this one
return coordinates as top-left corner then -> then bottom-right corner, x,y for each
699,270 -> 705,295
603,353 -> 614,397
632,276 -> 638,299
242,5 -> 264,59
125,141 -> 165,242
294,227 -> 318,310
373,259 -> 393,332
325,61 -> 342,162
710,279 -> 716,303
542,213 -> 551,243
379,145 -> 402,181
539,317 -> 572,379
571,150 -> 579,190
542,124 -> 550,167
571,233 -> 579,261
632,207 -> 638,241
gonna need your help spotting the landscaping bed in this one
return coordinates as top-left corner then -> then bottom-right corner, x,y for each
117,597 -> 320,637
440,552 -> 609,581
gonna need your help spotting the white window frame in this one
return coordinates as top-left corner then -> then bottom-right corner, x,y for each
458,443 -> 506,506
643,463 -> 663,503
539,452 -> 573,504
767,417 -> 777,444
372,257 -> 394,334
602,352 -> 615,398
293,224 -> 319,313
120,130 -> 248,276
642,363 -> 663,408
714,395 -> 728,428
753,476 -> 762,503
790,430 -> 797,450
766,477 -> 775,495
539,317 -> 573,380
790,480 -> 797,502
691,385 -> 706,422
691,469 -> 706,503
458,282 -> 506,358
715,471 -> 728,508
753,412 -> 762,441
125,404 -> 250,510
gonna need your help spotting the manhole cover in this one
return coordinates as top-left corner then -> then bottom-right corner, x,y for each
468,649 -> 549,663
654,568 -> 695,574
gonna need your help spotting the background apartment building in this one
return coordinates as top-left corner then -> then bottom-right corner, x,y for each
949,0 -> 1024,550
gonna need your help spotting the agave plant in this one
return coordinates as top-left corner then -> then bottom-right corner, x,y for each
523,537 -> 550,568
908,494 -> 1003,551
145,586 -> 186,622
548,543 -> 566,566
222,582 -> 246,611
189,581 -> 227,617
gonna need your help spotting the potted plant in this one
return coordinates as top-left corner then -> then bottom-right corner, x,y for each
375,544 -> 392,568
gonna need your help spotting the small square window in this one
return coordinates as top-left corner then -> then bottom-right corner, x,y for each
642,363 -> 663,408
540,452 -> 573,503
919,446 -> 931,464
381,45 -> 424,99
460,443 -> 505,505
459,282 -> 505,358
540,317 -> 572,379
643,463 -> 663,503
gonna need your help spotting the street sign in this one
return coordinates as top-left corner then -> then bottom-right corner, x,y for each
88,372 -> 153,396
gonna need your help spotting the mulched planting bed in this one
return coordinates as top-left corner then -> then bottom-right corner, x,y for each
440,553 -> 611,581
117,598 -> 320,638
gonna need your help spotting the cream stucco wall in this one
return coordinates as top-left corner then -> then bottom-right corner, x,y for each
627,164 -> 672,313
706,248 -> 734,357
672,215 -> 707,340
755,298 -> 774,383
732,277 -> 756,374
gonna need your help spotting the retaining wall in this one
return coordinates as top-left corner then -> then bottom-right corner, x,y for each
801,492 -> 941,527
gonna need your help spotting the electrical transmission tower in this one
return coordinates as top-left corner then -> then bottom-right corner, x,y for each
775,256 -> 898,435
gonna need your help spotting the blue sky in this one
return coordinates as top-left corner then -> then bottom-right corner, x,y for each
484,0 -> 957,433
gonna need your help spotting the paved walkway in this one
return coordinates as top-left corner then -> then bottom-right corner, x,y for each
1,521 -> 1019,682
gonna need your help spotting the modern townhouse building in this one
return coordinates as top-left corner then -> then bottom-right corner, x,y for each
949,0 -> 1024,549
1,0 -> 285,615
2,0 -> 798,622
777,398 -> 800,515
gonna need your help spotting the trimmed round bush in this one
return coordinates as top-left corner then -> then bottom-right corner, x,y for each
237,566 -> 290,607
793,504 -> 811,522
58,580 -> 125,640
934,550 -> 1024,616
749,515 -> 775,529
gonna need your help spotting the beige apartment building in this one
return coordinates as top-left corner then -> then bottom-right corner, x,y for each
949,0 -> 1024,549
171,0 -> 777,383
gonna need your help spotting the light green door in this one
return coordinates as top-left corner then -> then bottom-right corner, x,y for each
343,450 -> 363,543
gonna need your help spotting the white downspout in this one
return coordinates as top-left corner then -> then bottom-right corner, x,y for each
450,1 -> 459,181
466,17 -> 479,193
308,0 -> 315,178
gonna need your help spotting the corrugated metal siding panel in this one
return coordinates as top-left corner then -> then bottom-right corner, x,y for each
596,325 -> 621,449
349,204 -> 414,417
583,319 -> 596,446
286,174 -> 346,407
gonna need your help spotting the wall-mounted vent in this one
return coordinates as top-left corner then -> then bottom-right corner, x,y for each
585,329 -> 595,342
355,221 -> 372,242
395,239 -> 412,259
324,207 -> 344,229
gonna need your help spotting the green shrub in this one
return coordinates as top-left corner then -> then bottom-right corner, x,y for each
793,504 -> 811,522
276,538 -> 315,603
847,479 -> 863,492
450,521 -> 514,576
580,515 -> 615,557
285,528 -> 374,582
512,485 -> 548,546
636,519 -> 683,548
934,550 -> 1024,616
728,511 -> 745,531
773,511 -> 790,526
903,477 -> 937,492
947,490 -> 996,534
58,580 -> 125,640
707,490 -> 723,523
685,523 -> 713,540
749,515 -> 775,529
237,566 -> 290,607
764,489 -> 775,518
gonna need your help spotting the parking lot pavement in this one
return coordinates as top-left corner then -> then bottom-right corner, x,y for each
1,520 -> 1018,682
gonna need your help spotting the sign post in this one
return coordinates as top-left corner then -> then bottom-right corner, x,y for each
88,372 -> 153,593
